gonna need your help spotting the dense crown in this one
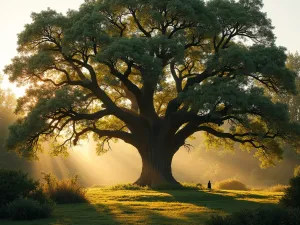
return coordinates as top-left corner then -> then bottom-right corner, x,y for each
4,0 -> 300,166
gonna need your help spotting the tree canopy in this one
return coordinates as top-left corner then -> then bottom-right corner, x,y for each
4,0 -> 300,186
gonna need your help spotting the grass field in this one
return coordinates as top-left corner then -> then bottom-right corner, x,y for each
0,188 -> 283,225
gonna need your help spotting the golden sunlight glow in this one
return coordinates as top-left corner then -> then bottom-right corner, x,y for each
17,131 -> 297,188
1,76 -> 25,97
31,140 -> 142,186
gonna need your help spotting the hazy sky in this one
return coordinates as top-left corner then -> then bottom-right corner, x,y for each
0,0 -> 299,94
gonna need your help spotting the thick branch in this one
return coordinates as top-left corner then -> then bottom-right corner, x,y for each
198,126 -> 264,148
130,10 -> 152,37
73,126 -> 136,146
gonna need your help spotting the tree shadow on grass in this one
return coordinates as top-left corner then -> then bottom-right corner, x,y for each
87,189 -> 281,225
0,203 -> 120,225
0,190 -> 281,225
91,202 -> 205,225
51,203 -> 121,225
157,189 -> 280,213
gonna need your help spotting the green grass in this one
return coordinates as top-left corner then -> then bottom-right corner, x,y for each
0,188 -> 284,225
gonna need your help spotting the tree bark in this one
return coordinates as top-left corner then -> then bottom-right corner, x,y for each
134,144 -> 179,187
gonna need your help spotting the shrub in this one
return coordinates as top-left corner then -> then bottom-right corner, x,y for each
7,198 -> 53,220
205,207 -> 300,225
280,176 -> 300,208
106,183 -> 150,190
0,169 -> 38,206
182,182 -> 203,190
294,165 -> 300,177
27,187 -> 53,204
42,173 -> 88,204
266,184 -> 289,192
215,179 -> 248,190
0,169 -> 51,219
0,205 -> 9,219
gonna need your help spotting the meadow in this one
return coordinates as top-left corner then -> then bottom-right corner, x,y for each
0,188 -> 283,225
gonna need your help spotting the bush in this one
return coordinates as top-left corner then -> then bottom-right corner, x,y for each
205,207 -> 300,225
215,179 -> 248,190
0,169 -> 51,219
266,184 -> 289,192
280,176 -> 300,208
106,183 -> 150,190
7,198 -> 53,220
27,187 -> 53,204
182,182 -> 203,190
0,169 -> 38,206
42,173 -> 88,204
0,205 -> 9,219
294,165 -> 300,177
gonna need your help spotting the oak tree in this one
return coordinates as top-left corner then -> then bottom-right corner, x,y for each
5,0 -> 300,186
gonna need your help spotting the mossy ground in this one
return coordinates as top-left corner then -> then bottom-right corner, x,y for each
0,188 -> 283,225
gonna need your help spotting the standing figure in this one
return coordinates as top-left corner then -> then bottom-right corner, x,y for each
207,180 -> 212,190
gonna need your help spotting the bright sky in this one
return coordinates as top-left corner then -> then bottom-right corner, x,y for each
0,0 -> 83,96
0,0 -> 299,96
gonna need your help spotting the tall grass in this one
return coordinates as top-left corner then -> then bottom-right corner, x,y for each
294,165 -> 300,177
41,173 -> 88,204
266,184 -> 289,192
105,183 -> 151,190
102,182 -> 203,190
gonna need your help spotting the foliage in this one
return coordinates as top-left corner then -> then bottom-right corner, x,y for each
0,205 -> 9,219
266,184 -> 289,192
42,173 -> 88,204
0,169 -> 51,219
215,179 -> 248,190
4,0 -> 300,186
153,182 -> 203,190
27,187 -> 53,205
181,182 -> 203,190
0,76 -> 16,141
7,198 -> 53,220
0,81 -> 26,170
205,207 -> 300,225
0,169 -> 36,206
280,176 -> 300,208
0,169 -> 47,206
106,183 -> 151,190
276,52 -> 300,124
294,165 -> 300,177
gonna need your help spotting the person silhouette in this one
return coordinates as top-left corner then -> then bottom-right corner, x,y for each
207,180 -> 212,190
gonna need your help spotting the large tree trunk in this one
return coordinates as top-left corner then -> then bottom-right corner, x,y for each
134,144 -> 179,187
